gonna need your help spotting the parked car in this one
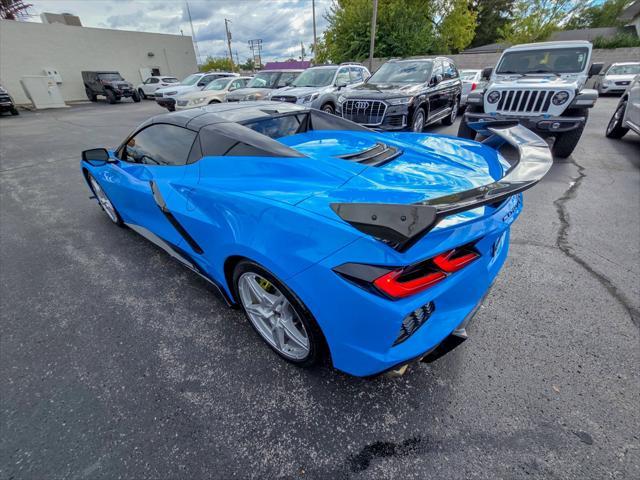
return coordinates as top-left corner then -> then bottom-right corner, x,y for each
595,62 -> 640,96
225,70 -> 303,102
458,41 -> 603,158
268,64 -> 370,114
79,102 -> 551,377
136,76 -> 179,99
155,72 -> 237,111
0,84 -> 19,115
459,69 -> 486,109
82,71 -> 140,104
175,76 -> 252,110
335,57 -> 462,132
606,74 -> 640,139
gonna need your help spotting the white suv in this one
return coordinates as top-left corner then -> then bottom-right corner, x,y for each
154,72 -> 237,111
136,76 -> 179,99
458,41 -> 603,158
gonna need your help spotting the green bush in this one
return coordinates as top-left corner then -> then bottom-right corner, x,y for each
592,33 -> 640,49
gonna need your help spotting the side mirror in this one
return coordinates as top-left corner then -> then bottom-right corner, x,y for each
481,66 -> 493,81
336,80 -> 348,90
588,63 -> 604,77
82,148 -> 112,166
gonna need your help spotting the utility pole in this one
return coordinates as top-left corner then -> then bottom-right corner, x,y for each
224,18 -> 234,71
235,50 -> 240,69
300,41 -> 305,61
185,1 -> 201,66
248,39 -> 263,72
368,0 -> 378,72
312,0 -> 317,61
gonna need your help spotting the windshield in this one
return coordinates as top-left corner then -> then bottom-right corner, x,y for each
496,47 -> 589,74
181,74 -> 201,86
607,64 -> 640,75
292,67 -> 338,87
460,70 -> 479,80
247,72 -> 281,88
368,61 -> 432,84
98,73 -> 124,81
162,77 -> 179,83
205,78 -> 230,91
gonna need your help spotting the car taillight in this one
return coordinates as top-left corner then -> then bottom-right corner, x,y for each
374,269 -> 446,299
432,249 -> 479,272
471,82 -> 477,91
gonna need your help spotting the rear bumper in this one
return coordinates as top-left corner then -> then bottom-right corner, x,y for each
465,111 -> 586,133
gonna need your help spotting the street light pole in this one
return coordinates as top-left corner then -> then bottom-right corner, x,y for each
225,18 -> 235,71
368,0 -> 378,72
312,0 -> 317,61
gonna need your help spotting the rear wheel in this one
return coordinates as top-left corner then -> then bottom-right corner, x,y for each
10,107 -> 19,116
321,103 -> 335,115
553,108 -> 588,158
457,105 -> 481,140
233,260 -> 325,367
442,97 -> 459,125
87,173 -> 124,226
86,88 -> 97,102
105,89 -> 117,104
411,107 -> 426,132
605,101 -> 629,139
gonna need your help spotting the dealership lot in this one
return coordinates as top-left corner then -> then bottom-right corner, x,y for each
1,99 -> 638,478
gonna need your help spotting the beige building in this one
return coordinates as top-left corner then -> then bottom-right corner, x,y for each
0,19 -> 197,105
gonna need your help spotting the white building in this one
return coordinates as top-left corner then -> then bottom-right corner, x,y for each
0,18 -> 197,105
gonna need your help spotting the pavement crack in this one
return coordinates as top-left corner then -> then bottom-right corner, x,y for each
553,157 -> 639,328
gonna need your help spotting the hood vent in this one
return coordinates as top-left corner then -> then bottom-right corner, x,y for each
338,142 -> 401,167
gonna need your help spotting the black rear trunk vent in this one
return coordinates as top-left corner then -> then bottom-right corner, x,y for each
338,142 -> 401,167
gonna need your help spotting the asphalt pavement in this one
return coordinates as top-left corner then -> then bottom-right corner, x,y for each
1,97 -> 638,479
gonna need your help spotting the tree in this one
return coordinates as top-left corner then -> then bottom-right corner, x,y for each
499,0 -> 595,44
436,0 -> 478,53
469,0 -> 514,47
317,0 -> 438,63
564,0 -> 629,30
200,56 -> 234,72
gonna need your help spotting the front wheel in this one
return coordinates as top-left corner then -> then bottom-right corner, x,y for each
132,91 -> 141,103
138,89 -> 146,100
105,90 -> 117,104
442,97 -> 459,125
10,107 -> 19,116
87,173 -> 124,226
411,107 -> 426,132
553,109 -> 588,158
233,261 -> 325,367
605,101 -> 629,139
321,103 -> 335,115
166,105 -> 175,112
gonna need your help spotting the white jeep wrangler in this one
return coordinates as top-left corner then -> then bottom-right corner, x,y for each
458,41 -> 603,158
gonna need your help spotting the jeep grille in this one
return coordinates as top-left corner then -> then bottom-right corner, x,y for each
494,89 -> 556,115
342,99 -> 387,126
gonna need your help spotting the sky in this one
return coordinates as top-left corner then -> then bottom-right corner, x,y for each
25,0 -> 333,63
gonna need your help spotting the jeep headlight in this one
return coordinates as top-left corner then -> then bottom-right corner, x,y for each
301,92 -> 320,103
337,94 -> 346,104
487,91 -> 501,104
386,97 -> 413,105
552,91 -> 570,105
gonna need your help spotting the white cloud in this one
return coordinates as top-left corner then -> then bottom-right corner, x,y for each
27,0 -> 333,62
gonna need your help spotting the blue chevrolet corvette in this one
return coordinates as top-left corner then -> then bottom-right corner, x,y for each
81,101 -> 552,377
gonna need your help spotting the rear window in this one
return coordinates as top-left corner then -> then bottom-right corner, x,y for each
162,77 -> 179,83
244,115 -> 305,139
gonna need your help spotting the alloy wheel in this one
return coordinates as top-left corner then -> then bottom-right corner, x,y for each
238,272 -> 310,360
412,110 -> 425,132
89,176 -> 119,223
450,99 -> 459,122
607,104 -> 625,135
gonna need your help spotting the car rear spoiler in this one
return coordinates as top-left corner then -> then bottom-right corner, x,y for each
330,123 -> 553,252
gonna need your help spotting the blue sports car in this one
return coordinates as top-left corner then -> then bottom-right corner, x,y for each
81,102 -> 552,377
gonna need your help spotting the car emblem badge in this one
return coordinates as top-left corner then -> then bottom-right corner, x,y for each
355,101 -> 369,109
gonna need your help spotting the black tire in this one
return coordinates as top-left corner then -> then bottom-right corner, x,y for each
132,91 -> 141,103
105,89 -> 117,104
86,172 -> 124,227
457,105 -> 481,140
605,101 -> 629,139
10,107 -> 19,116
441,96 -> 459,125
166,105 -> 175,112
321,103 -> 335,115
138,88 -> 146,100
411,107 -> 426,132
553,109 -> 588,158
208,99 -> 221,104
232,260 -> 326,367
86,88 -> 97,102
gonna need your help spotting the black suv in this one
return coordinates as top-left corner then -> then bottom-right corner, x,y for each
82,71 -> 140,104
336,57 -> 461,131
0,84 -> 19,116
